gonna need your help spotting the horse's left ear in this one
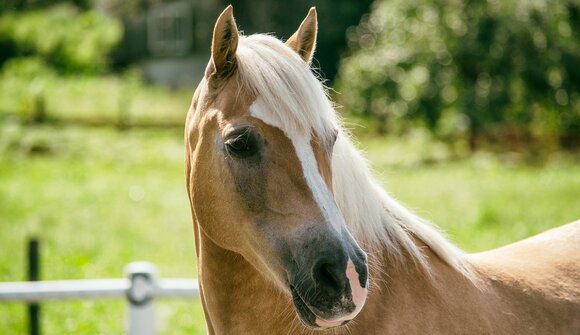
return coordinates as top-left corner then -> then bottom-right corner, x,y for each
286,7 -> 318,63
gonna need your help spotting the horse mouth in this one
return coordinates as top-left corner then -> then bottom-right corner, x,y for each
290,285 -> 351,329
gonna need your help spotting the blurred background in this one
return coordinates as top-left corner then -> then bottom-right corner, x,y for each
1,0 -> 579,334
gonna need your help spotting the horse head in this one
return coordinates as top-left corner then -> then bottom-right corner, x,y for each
185,6 -> 368,329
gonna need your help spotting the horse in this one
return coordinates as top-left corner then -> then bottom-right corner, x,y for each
184,6 -> 580,334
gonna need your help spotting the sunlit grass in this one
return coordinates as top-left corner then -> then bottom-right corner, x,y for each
0,73 -> 193,124
0,124 -> 204,334
357,135 -> 580,251
0,123 -> 579,334
370,155 -> 580,252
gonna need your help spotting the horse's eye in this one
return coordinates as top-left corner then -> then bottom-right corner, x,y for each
226,137 -> 248,151
224,128 -> 260,158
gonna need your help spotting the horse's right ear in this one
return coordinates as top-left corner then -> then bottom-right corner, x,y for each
207,5 -> 239,79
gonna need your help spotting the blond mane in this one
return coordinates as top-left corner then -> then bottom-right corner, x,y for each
235,34 -> 474,280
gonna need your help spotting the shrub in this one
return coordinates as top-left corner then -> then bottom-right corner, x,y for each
0,4 -> 122,74
336,0 -> 580,149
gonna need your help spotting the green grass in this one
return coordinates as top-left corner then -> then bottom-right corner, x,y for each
360,135 -> 580,251
0,71 -> 193,125
370,155 -> 580,252
1,123 -> 579,334
0,124 -> 205,334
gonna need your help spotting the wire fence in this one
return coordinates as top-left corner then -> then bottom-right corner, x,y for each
0,261 -> 199,335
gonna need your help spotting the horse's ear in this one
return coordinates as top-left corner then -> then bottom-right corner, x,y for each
208,5 -> 239,79
286,7 -> 318,63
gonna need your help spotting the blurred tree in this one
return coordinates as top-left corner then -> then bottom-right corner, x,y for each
336,0 -> 580,149
0,4 -> 122,74
0,0 -> 92,13
97,0 -> 153,18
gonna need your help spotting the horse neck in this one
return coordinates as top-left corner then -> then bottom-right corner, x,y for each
357,240 -> 510,334
194,222 -> 302,335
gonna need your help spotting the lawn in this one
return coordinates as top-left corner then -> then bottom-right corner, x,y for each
0,71 -> 193,126
1,122 -> 579,334
0,124 -> 204,334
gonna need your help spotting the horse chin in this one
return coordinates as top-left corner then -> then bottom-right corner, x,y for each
290,286 -> 353,330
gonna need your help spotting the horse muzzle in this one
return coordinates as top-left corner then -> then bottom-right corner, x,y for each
289,255 -> 368,329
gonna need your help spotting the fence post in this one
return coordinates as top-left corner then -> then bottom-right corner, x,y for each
124,262 -> 157,335
28,238 -> 40,335
32,93 -> 47,124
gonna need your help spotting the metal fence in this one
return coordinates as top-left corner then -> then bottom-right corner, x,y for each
0,262 -> 199,335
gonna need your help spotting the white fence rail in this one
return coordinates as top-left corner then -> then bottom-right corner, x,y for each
0,262 -> 199,335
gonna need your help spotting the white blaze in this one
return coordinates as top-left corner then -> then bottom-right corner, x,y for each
250,101 -> 343,232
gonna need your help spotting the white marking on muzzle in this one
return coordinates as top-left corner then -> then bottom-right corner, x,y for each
314,258 -> 368,328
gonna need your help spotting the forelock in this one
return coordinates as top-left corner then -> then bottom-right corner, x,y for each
235,34 -> 338,140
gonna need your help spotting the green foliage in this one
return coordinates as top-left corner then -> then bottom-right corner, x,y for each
0,0 -> 93,14
0,4 -> 122,74
336,0 -> 580,148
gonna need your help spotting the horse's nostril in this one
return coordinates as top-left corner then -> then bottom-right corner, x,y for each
313,261 -> 345,293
